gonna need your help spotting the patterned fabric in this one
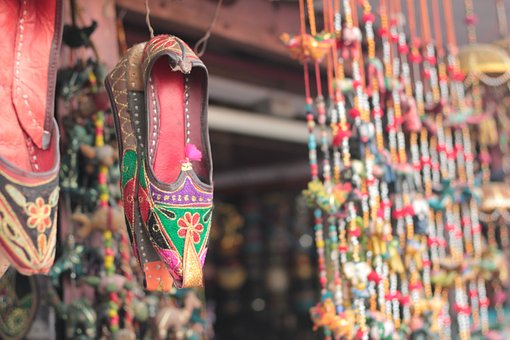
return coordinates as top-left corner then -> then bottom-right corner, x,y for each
107,35 -> 213,289
139,35 -> 213,288
141,35 -> 203,77
0,169 -> 59,275
138,164 -> 213,287
106,43 -> 175,291
0,0 -> 62,276
107,51 -> 139,257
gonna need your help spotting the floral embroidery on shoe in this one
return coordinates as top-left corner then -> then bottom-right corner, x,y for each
0,180 -> 59,275
38,233 -> 48,255
26,197 -> 52,233
177,212 -> 203,244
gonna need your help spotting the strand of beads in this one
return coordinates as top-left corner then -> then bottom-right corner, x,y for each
461,0 -> 491,335
396,1 -> 430,325
322,0 -> 346,314
285,0 -> 502,337
360,0 -> 388,320
404,0 -> 425,191
305,65 -> 332,337
418,1 -> 454,335
429,2 -> 465,338
306,75 -> 328,294
416,0 -> 438,309
428,9 -> 452,338
389,0 -> 416,329
95,111 -> 120,334
342,1 -> 370,337
119,231 -> 134,332
375,1 -> 396,325
305,0 -> 341,316
329,3 -> 363,328
378,0 -> 404,329
296,1 -> 335,338
464,0 -> 478,45
330,10 -> 350,276
443,1 -> 474,339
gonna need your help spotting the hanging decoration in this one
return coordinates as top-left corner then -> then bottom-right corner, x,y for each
284,0 -> 509,338
0,3 -> 213,339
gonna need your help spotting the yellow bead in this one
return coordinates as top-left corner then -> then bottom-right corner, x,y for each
316,239 -> 324,248
103,230 -> 112,239
108,309 -> 117,318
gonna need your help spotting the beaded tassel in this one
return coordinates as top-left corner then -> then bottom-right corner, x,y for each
299,0 -> 343,337
461,0 -> 492,335
119,232 -> 134,332
361,0 -> 391,324
96,111 -> 120,334
342,0 -> 369,337
281,0 -> 503,337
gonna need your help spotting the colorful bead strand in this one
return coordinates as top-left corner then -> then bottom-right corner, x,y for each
95,111 -> 120,334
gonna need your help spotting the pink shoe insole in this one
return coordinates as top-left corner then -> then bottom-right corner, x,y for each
150,58 -> 208,183
150,59 -> 185,183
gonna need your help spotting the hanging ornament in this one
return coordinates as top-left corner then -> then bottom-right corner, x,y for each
282,0 -> 505,338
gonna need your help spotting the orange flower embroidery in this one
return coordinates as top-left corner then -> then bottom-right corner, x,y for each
38,234 -> 47,255
26,197 -> 52,233
177,212 -> 203,244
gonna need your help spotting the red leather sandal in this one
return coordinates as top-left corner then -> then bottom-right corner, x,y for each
0,0 -> 63,276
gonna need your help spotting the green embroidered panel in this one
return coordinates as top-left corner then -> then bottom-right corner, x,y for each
122,150 -> 137,188
154,204 -> 212,256
139,159 -> 147,189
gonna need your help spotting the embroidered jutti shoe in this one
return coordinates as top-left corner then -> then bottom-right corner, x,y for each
105,43 -> 174,291
138,35 -> 213,288
0,0 -> 63,276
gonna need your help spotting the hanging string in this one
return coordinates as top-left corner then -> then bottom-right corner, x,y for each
393,0 -> 401,17
299,0 -> 307,36
443,0 -> 457,52
194,0 -> 224,57
116,9 -> 128,54
145,0 -> 155,38
322,0 -> 331,97
306,0 -> 317,36
70,0 -> 77,26
299,0 -> 311,100
464,0 -> 477,44
333,0 -> 340,20
419,0 -> 431,44
327,0 -> 340,82
431,0 -> 444,58
351,0 -> 365,88
324,0 -> 337,98
406,0 -> 418,45
496,0 -> 508,39
322,0 -> 331,35
315,63 -> 323,97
